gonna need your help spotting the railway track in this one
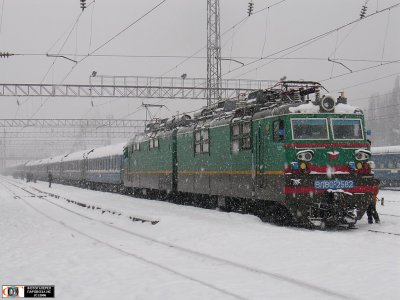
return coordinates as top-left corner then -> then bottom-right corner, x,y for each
0,177 -> 361,300
380,213 -> 400,218
368,229 -> 400,236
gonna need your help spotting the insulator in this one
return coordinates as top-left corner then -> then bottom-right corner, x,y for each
294,90 -> 300,102
360,5 -> 367,19
315,89 -> 320,102
248,2 -> 254,16
0,52 -> 12,58
80,0 -> 86,11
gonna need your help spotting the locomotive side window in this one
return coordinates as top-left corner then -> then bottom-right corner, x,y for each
242,122 -> 251,149
232,124 -> 240,136
231,121 -> 252,151
231,123 -> 240,153
291,118 -> 328,140
331,119 -> 363,140
194,129 -> 210,154
194,130 -> 201,154
273,120 -> 286,141
202,129 -> 209,153
231,139 -> 240,153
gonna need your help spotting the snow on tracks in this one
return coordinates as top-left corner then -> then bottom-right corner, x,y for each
0,177 -> 363,300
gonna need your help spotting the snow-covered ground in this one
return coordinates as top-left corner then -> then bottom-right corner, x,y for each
0,176 -> 399,300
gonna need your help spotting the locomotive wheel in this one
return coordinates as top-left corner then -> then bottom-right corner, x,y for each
261,204 -> 293,226
272,205 -> 293,226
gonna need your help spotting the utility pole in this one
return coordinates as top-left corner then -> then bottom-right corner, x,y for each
207,0 -> 222,107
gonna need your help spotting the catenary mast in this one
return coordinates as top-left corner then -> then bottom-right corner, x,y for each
207,0 -> 222,107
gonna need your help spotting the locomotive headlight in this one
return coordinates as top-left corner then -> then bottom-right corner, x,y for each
356,162 -> 363,170
296,150 -> 314,162
300,162 -> 307,170
320,95 -> 336,112
354,149 -> 371,161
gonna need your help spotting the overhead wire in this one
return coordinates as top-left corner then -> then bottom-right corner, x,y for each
260,7 -> 270,58
123,0 -> 290,120
158,0 -> 289,79
320,59 -> 400,83
13,52 -> 400,66
26,1 -> 98,118
31,0 -> 167,120
329,30 -> 340,78
223,2 -> 400,79
18,10 -> 85,109
0,0 -> 5,33
88,0 -> 95,53
331,71 -> 400,92
77,0 -> 169,119
350,90 -> 399,102
78,0 -> 167,65
380,8 -> 391,63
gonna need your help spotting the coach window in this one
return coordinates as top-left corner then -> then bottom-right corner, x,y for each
273,120 -> 285,142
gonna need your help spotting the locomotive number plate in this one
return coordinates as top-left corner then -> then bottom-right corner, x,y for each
314,179 -> 355,190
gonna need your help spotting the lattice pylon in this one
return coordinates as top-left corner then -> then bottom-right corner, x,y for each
207,0 -> 222,107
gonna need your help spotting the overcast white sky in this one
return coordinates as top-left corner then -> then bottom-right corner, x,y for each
0,0 -> 399,120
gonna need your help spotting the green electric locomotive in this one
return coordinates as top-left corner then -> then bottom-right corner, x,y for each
124,81 -> 374,228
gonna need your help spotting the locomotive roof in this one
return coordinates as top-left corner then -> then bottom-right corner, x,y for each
135,81 -> 364,137
253,101 -> 362,120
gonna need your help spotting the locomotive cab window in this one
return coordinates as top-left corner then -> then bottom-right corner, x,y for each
331,119 -> 363,140
291,118 -> 328,140
273,120 -> 286,142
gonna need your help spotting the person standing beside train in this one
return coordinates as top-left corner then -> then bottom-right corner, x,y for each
48,171 -> 53,188
367,178 -> 380,224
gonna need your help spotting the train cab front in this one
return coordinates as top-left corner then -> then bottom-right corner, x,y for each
281,96 -> 375,228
